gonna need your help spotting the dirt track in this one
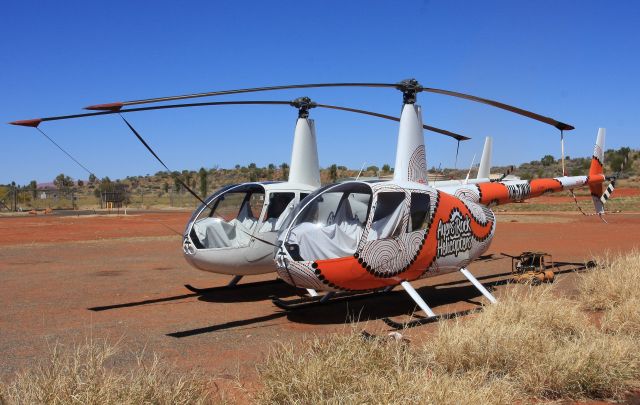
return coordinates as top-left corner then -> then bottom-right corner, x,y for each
1,210 -> 640,394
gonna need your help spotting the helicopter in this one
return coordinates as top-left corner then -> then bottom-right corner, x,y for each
10,92 -> 470,295
260,80 -> 609,322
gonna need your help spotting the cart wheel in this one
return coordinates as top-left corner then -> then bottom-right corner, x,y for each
543,270 -> 555,283
532,273 -> 544,285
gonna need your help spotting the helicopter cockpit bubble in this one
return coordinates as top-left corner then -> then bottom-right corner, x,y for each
280,182 -> 373,261
187,183 -> 266,249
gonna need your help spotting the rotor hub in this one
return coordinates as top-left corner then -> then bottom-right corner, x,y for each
396,78 -> 423,104
290,96 -> 317,118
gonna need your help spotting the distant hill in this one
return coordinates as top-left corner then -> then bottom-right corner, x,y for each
2,147 -> 637,208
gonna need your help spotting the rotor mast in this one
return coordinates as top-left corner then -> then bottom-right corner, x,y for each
393,79 -> 429,184
288,97 -> 321,187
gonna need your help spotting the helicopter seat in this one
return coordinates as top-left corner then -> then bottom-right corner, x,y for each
288,199 -> 364,260
258,201 -> 296,233
192,204 -> 259,249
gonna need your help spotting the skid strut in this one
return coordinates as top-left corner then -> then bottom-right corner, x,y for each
460,268 -> 497,303
400,281 -> 436,317
384,268 -> 497,329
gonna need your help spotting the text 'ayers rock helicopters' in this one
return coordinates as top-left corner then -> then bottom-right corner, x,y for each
10,82 -> 471,296
11,79 -> 615,324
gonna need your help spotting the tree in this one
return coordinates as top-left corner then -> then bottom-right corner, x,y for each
54,173 -> 74,191
267,163 -> 276,180
280,163 -> 289,180
329,164 -> 338,182
29,180 -> 37,199
172,174 -> 181,193
93,177 -> 112,198
163,181 -> 169,194
540,155 -> 555,166
382,164 -> 391,173
366,165 -> 379,173
88,173 -> 97,184
198,168 -> 208,197
77,180 -> 84,187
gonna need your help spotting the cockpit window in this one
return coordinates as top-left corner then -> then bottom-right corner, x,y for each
258,192 -> 296,233
189,184 -> 265,249
266,193 -> 295,220
368,192 -> 407,240
212,192 -> 263,221
409,193 -> 430,231
284,183 -> 372,261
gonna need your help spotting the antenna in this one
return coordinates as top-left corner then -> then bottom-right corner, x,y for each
560,129 -> 566,176
355,162 -> 367,180
464,153 -> 477,184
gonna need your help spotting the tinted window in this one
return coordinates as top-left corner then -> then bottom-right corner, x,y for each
410,193 -> 430,231
266,192 -> 295,220
368,192 -> 406,240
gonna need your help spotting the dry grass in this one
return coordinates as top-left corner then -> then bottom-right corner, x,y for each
256,330 -> 517,405
601,298 -> 640,337
577,249 -> 640,338
0,339 -> 217,405
257,262 -> 640,404
430,286 -> 639,400
577,249 -> 640,310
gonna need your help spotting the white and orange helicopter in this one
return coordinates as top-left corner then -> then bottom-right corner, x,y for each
268,80 -> 612,324
10,89 -> 469,296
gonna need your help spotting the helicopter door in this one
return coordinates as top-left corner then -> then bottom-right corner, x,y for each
245,192 -> 296,262
366,192 -> 408,241
356,190 -> 430,276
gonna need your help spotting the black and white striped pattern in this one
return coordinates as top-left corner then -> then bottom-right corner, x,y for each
600,180 -> 616,204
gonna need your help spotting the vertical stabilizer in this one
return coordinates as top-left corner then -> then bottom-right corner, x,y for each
288,118 -> 321,187
393,104 -> 428,183
477,136 -> 493,180
589,128 -> 606,214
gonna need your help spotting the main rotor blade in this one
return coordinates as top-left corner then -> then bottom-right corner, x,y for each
315,104 -> 470,141
10,100 -> 471,140
9,101 -> 293,127
83,80 -> 573,130
85,83 -> 398,111
420,87 -> 574,131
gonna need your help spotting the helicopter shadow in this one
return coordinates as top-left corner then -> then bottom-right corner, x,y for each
284,282 -> 486,326
166,282 -> 487,338
88,279 -> 299,312
167,260 -> 596,337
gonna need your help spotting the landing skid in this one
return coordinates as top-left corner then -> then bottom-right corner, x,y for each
184,277 -> 282,294
271,287 -> 393,311
383,308 -> 482,330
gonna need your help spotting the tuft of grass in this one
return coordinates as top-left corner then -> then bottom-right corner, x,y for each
256,330 -> 517,405
258,280 -> 640,404
578,250 -> 640,338
577,249 -> 640,310
431,286 -> 639,400
601,298 -> 640,337
0,339 -> 215,405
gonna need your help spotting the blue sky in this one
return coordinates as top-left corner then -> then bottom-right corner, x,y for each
2,0 -> 638,184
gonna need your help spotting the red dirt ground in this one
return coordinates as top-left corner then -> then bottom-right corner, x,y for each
1,209 -> 640,401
